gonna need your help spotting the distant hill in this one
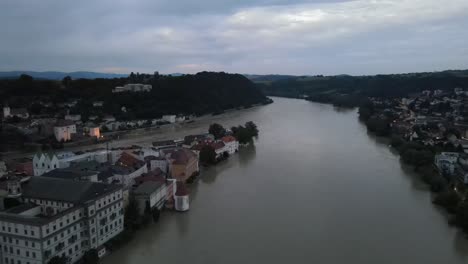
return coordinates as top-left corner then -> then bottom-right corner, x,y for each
0,71 -> 127,80
258,69 -> 468,107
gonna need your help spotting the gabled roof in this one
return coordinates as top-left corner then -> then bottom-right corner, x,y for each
116,152 -> 145,168
221,135 -> 237,143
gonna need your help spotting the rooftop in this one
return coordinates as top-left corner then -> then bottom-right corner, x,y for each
133,181 -> 165,196
22,176 -> 121,204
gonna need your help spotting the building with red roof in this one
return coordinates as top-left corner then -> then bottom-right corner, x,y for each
164,148 -> 199,182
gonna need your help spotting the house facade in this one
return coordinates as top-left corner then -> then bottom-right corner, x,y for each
54,120 -> 76,142
33,153 -> 60,176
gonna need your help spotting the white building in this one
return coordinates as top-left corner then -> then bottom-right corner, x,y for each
64,114 -> 81,122
112,84 -> 152,93
3,106 -> 29,119
0,177 -> 124,264
54,120 -> 76,142
33,153 -> 60,176
221,136 -> 239,154
92,101 -> 104,107
133,181 -> 167,215
435,152 -> 459,176
162,115 -> 176,124
174,182 -> 189,212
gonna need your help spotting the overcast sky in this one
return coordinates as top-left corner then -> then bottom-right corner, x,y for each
1,0 -> 468,75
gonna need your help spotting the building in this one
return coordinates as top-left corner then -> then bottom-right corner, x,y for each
144,156 -> 168,173
162,115 -> 176,124
0,177 -> 124,264
92,101 -> 104,107
3,106 -> 29,119
54,120 -> 76,142
152,140 -> 177,150
33,153 -> 60,176
221,136 -> 239,154
112,84 -> 152,93
133,181 -> 167,215
84,124 -> 100,139
164,149 -> 199,182
435,152 -> 459,176
64,114 -> 81,122
10,158 -> 34,176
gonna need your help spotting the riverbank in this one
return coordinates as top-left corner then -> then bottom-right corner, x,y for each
0,102 -> 271,162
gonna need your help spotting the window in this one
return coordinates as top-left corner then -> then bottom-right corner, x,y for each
46,228 -> 49,234
17,260 -> 20,264
8,227 -> 11,232
32,252 -> 36,258
15,239 -> 18,245
47,240 -> 50,245
53,225 -> 56,231
24,230 -> 28,235
26,251 -> 29,257
31,231 -> 34,236
61,233 -> 64,238
25,241 -> 28,246
16,249 -> 20,255
14,228 -> 18,233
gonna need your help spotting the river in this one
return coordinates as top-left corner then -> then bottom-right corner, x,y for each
103,97 -> 468,264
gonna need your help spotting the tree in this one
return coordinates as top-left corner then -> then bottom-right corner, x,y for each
245,121 -> 259,137
199,145 -> 216,165
208,123 -> 226,139
48,256 -> 70,264
232,125 -> 254,144
82,249 -> 99,264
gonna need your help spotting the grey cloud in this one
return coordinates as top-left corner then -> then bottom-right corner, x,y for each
0,0 -> 467,75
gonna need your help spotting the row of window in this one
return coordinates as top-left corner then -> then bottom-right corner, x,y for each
1,226 -> 36,236
45,223 -> 82,246
4,257 -> 36,264
3,246 -> 37,259
97,191 -> 121,209
2,237 -> 36,248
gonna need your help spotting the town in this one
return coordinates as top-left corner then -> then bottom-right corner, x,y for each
358,87 -> 468,234
0,119 -> 258,264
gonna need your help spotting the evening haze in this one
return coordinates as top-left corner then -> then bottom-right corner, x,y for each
1,0 -> 468,75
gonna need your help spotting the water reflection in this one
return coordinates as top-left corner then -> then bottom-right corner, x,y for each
238,144 -> 256,167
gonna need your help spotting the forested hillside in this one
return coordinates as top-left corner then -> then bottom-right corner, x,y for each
0,72 -> 270,120
259,70 -> 468,107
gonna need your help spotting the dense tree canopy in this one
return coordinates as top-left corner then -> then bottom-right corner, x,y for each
208,123 -> 226,139
259,70 -> 468,106
0,72 -> 269,120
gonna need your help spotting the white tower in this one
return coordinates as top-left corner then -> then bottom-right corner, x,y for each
3,106 -> 11,118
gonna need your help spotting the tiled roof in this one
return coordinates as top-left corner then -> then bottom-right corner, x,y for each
165,148 -> 197,165
221,135 -> 237,143
133,181 -> 165,195
116,152 -> 145,168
